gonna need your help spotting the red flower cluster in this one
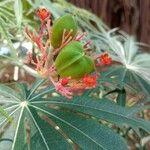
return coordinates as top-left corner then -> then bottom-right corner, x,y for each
82,75 -> 97,88
36,8 -> 50,21
96,53 -> 112,66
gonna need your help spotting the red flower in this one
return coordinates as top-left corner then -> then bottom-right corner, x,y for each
82,75 -> 97,88
36,8 -> 50,21
97,53 -> 112,65
60,78 -> 69,86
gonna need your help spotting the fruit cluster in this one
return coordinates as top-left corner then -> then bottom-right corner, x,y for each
25,8 -> 112,98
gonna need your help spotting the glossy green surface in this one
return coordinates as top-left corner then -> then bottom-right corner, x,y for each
51,14 -> 77,48
55,41 -> 95,78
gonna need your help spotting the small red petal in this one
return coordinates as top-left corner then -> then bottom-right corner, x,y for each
61,78 -> 69,86
36,8 -> 50,21
82,75 -> 97,87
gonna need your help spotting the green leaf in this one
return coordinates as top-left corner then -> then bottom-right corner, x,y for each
0,105 -> 13,122
100,65 -> 150,96
96,30 -> 150,97
116,88 -> 126,106
10,107 -> 72,150
27,78 -> 47,100
0,83 -> 128,150
30,106 -> 127,150
15,83 -> 29,99
0,88 -> 72,150
29,86 -> 55,102
14,0 -> 23,28
33,96 -> 150,133
0,84 -> 21,102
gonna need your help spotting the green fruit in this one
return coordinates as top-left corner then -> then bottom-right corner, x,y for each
55,41 -> 95,78
51,14 -> 77,48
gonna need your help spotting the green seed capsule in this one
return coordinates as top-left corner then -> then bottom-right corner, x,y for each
51,14 -> 77,48
55,41 -> 95,78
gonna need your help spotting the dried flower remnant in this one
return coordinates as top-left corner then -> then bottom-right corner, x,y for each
25,8 -> 112,99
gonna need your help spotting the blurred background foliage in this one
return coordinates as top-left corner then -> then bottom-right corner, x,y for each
70,0 -> 150,49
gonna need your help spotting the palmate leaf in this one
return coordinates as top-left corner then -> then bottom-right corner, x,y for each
0,83 -> 129,150
34,96 -> 150,133
0,84 -> 71,150
95,30 -> 150,97
100,65 -> 150,97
